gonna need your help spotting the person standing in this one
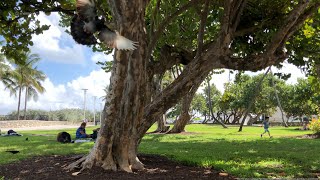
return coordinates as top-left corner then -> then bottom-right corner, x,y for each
261,116 -> 272,138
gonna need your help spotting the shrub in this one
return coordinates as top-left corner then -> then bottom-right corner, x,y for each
309,119 -> 320,133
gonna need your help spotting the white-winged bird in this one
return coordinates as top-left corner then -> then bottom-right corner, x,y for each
71,0 -> 138,50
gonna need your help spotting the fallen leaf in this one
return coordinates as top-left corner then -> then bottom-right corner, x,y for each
219,172 -> 228,176
72,171 -> 81,176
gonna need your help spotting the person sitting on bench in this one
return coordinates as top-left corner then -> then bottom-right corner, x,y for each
76,122 -> 91,139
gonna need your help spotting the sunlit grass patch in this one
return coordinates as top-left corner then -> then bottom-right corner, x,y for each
0,124 -> 319,178
258,159 -> 284,168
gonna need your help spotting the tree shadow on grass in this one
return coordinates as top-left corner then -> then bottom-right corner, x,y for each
140,134 -> 320,178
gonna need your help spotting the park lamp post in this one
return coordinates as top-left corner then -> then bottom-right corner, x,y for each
93,96 -> 96,125
82,88 -> 88,121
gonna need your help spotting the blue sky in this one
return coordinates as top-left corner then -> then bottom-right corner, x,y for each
0,13 -> 111,115
0,12 -> 306,115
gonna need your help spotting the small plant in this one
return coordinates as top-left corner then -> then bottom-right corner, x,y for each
309,118 -> 320,133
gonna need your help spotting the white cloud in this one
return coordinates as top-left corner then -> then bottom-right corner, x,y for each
0,69 -> 110,115
91,53 -> 113,63
67,69 -> 111,98
273,62 -> 306,84
30,13 -> 87,65
0,83 -> 17,115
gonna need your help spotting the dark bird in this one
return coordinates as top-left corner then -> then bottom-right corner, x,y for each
71,14 -> 97,45
71,0 -> 138,50
5,150 -> 20,154
25,137 -> 28,141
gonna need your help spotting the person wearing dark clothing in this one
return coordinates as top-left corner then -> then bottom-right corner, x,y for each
76,122 -> 91,138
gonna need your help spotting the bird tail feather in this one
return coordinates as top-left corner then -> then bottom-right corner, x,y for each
115,35 -> 138,51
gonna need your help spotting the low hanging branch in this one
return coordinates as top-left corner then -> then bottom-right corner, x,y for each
266,0 -> 312,54
195,0 -> 210,58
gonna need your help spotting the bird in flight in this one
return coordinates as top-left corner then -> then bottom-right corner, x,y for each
71,0 -> 138,50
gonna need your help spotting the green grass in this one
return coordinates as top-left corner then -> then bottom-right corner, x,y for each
1,125 -> 319,178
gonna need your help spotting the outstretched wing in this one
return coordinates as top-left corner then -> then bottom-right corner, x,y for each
98,29 -> 138,50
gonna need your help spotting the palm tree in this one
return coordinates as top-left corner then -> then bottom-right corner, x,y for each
100,85 -> 109,102
10,52 -> 46,120
23,67 -> 46,120
0,47 -> 17,98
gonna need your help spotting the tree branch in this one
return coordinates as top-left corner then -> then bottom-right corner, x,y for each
266,0 -> 311,55
195,0 -> 210,58
281,2 -> 320,47
147,0 -> 202,56
234,21 -> 266,37
0,6 -> 75,27
223,1 -> 319,72
230,0 -> 247,33
149,45 -> 194,75
150,0 -> 162,38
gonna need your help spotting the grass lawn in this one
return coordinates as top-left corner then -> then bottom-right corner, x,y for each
0,125 -> 319,178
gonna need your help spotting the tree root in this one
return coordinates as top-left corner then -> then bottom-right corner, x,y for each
64,155 -> 87,172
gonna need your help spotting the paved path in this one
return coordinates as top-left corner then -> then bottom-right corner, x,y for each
1,125 -> 80,132
0,120 -> 95,133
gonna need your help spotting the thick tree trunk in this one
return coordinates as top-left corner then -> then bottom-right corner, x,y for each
169,78 -> 202,133
152,75 -> 169,133
246,113 -> 260,126
153,114 -> 170,133
170,112 -> 190,133
70,1 -> 148,172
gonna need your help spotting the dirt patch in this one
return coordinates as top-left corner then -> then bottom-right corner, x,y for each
0,154 -> 235,180
297,133 -> 320,139
147,131 -> 199,135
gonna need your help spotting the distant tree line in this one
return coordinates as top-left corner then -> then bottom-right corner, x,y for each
167,72 -> 319,125
0,108 -> 101,122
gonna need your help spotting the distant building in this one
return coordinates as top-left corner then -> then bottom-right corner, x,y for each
269,107 -> 285,123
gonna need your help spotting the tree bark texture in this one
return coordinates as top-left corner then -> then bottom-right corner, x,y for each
154,114 -> 169,133
169,78 -> 202,133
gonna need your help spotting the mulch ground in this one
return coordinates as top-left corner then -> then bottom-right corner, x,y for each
0,154 -> 235,180
298,133 -> 320,139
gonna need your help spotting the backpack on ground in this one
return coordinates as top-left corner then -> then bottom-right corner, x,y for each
57,132 -> 71,143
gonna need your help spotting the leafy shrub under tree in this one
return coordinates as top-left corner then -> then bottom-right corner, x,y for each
309,118 -> 320,134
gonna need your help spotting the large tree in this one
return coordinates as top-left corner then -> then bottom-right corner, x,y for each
8,52 -> 46,120
280,78 -> 318,119
1,0 -> 319,173
21,52 -> 46,120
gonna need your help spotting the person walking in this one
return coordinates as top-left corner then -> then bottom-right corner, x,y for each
261,116 -> 272,138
